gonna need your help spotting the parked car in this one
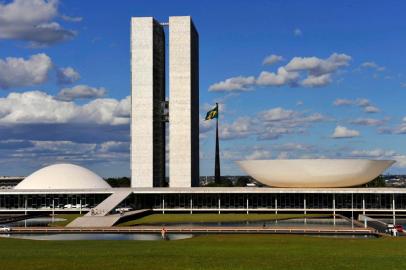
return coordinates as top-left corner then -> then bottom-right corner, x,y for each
0,225 -> 11,232
395,224 -> 404,232
115,207 -> 132,213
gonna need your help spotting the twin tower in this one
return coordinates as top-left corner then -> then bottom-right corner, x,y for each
131,16 -> 199,188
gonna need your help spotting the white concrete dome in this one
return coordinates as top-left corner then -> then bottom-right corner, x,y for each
15,163 -> 111,189
237,159 -> 395,188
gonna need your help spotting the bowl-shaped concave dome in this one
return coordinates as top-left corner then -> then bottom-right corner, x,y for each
237,159 -> 395,188
15,163 -> 111,189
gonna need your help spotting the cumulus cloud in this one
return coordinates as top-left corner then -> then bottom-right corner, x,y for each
333,98 -> 353,106
57,67 -> 80,84
209,76 -> 256,92
331,125 -> 360,138
57,85 -> 106,101
262,54 -> 284,65
364,105 -> 380,113
220,117 -> 254,140
259,107 -> 295,122
333,98 -> 381,113
217,107 -> 327,141
256,67 -> 299,87
348,148 -> 406,169
360,61 -> 385,72
350,118 -> 385,126
0,91 -> 129,125
209,53 -> 351,91
246,149 -> 272,160
350,148 -> 396,158
60,14 -> 82,22
0,53 -> 53,89
284,53 -> 351,87
0,0 -> 77,47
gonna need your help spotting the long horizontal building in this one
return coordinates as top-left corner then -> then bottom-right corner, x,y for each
1,187 -> 406,215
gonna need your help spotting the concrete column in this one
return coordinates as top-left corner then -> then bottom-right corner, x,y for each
362,195 -> 365,215
275,197 -> 278,215
24,197 -> 27,215
169,16 -> 199,187
218,197 -> 221,214
162,196 -> 165,214
190,197 -> 193,214
304,195 -> 307,225
52,199 -> 55,223
393,193 -> 396,225
79,198 -> 82,215
351,193 -> 354,229
246,197 -> 249,215
333,194 -> 336,226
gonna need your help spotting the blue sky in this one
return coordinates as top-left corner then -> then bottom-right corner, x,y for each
1,0 -> 406,177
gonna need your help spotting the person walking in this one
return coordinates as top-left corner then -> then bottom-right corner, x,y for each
161,227 -> 166,240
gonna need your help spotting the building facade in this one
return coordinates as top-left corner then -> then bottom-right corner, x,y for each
169,16 -> 200,187
131,17 -> 166,188
131,16 -> 199,188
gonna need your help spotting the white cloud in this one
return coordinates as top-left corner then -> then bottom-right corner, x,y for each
293,28 -> 302,36
57,85 -> 106,101
220,117 -> 253,140
60,14 -> 82,22
350,118 -> 385,126
216,107 -> 327,141
333,98 -> 381,114
209,76 -> 255,92
300,74 -> 331,87
333,98 -> 353,106
0,53 -> 52,89
262,54 -> 284,65
0,0 -> 76,47
210,53 -> 351,91
356,98 -> 371,107
246,149 -> 272,160
350,149 -> 396,158
256,67 -> 299,86
285,53 -> 351,78
364,105 -> 380,113
360,61 -> 385,72
0,91 -> 129,125
259,107 -> 295,121
331,125 -> 360,138
57,67 -> 80,84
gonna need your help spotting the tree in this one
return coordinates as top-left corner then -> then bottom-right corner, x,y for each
364,175 -> 386,187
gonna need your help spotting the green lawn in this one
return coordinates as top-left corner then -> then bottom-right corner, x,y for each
117,213 -> 327,226
0,234 -> 405,270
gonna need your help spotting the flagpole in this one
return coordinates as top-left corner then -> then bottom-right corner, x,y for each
215,103 -> 221,184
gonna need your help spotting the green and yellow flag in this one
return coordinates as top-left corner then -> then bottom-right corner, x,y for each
205,104 -> 218,120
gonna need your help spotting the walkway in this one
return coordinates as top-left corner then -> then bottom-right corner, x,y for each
3,225 -> 378,236
67,190 -> 133,227
67,209 -> 150,227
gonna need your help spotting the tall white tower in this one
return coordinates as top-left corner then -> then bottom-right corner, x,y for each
131,17 -> 166,187
169,16 -> 200,187
131,16 -> 199,188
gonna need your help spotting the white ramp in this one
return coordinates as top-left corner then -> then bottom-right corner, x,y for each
86,190 -> 132,217
67,190 -> 132,227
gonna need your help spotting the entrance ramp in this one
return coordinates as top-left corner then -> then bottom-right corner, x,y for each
86,189 -> 132,217
67,209 -> 150,227
67,190 -> 133,227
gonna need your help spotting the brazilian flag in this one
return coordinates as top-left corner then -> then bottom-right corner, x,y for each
205,104 -> 218,120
